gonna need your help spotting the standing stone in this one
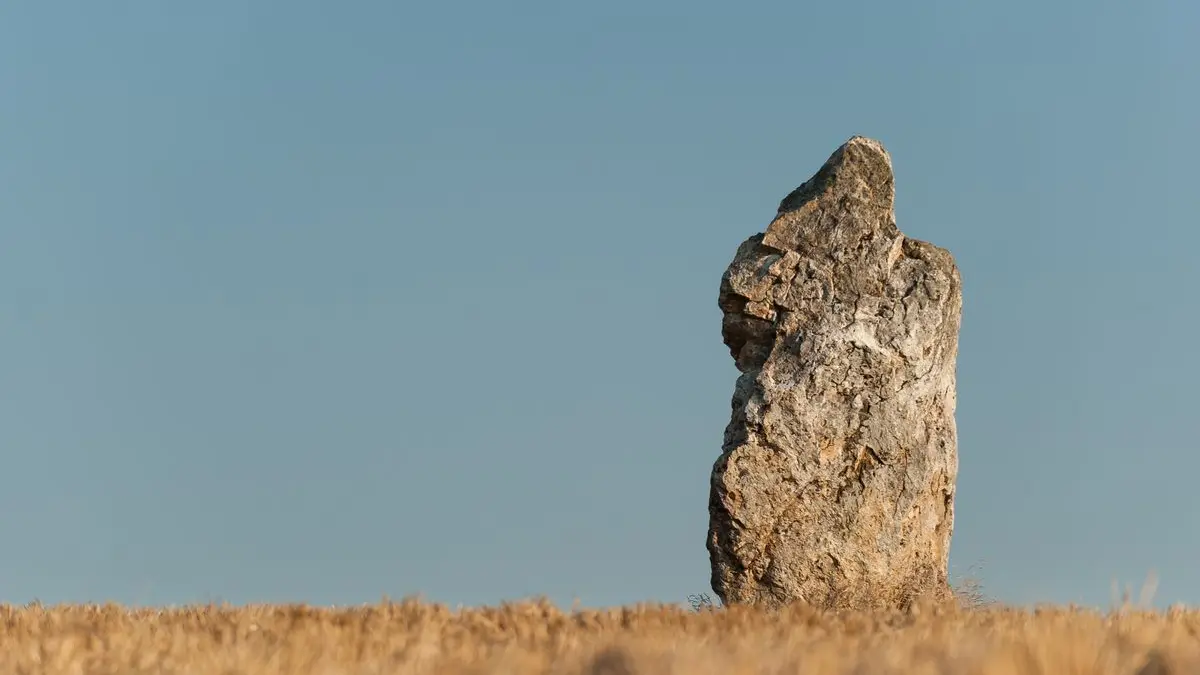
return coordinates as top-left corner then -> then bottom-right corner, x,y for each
707,136 -> 962,611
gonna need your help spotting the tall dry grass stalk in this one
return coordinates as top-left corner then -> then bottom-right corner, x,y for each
0,598 -> 1197,674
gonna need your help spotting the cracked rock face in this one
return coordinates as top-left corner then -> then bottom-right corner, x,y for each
708,136 -> 962,610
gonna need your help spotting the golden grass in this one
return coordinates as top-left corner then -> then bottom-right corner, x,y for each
1,598 -> 1197,674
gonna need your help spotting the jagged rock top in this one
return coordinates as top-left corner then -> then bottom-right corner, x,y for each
776,136 -> 894,212
764,135 -> 898,256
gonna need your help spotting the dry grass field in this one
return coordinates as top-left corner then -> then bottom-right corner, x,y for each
1,596 -> 1197,674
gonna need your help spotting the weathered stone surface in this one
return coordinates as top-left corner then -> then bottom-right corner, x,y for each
708,136 -> 962,611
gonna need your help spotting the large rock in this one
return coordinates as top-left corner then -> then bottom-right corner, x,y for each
707,136 -> 962,610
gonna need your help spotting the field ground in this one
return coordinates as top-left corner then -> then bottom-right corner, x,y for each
1,598 -> 1196,674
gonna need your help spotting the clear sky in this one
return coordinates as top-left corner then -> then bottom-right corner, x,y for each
1,0 -> 1196,610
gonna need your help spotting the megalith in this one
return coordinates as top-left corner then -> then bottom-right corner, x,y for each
708,136 -> 962,610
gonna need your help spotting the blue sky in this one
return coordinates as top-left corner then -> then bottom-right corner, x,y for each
0,0 -> 1196,609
